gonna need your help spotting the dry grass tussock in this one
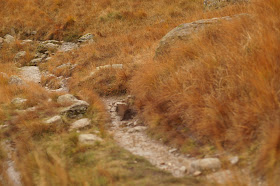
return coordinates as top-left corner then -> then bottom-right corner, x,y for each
130,0 -> 280,181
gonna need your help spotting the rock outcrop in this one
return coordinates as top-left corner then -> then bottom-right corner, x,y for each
155,14 -> 248,57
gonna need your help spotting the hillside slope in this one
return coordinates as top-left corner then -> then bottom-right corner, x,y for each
1,0 -> 279,185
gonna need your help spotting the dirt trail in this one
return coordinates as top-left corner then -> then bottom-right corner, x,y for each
1,141 -> 22,186
103,97 -> 194,177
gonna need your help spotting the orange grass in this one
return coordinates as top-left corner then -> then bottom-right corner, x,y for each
130,0 -> 280,181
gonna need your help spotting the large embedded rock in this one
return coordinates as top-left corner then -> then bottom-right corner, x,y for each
155,14 -> 248,57
57,94 -> 78,104
70,118 -> 91,131
60,100 -> 89,119
190,158 -> 221,172
20,66 -> 41,83
79,134 -> 103,144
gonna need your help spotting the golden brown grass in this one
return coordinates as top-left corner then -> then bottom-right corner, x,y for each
130,0 -> 280,183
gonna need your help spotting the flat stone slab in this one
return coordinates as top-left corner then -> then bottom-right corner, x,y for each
70,118 -> 91,131
79,134 -> 103,144
20,66 -> 41,83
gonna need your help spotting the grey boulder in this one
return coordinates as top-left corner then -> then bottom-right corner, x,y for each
60,100 -> 89,119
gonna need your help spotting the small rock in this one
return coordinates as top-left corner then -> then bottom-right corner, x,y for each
42,40 -> 61,45
78,134 -> 103,144
37,43 -> 49,53
26,107 -> 37,112
8,76 -> 24,85
35,52 -> 44,58
0,72 -> 8,79
31,31 -> 37,35
70,118 -> 91,131
58,42 -> 78,52
44,115 -> 62,124
0,124 -> 8,130
96,65 -> 111,70
60,100 -> 89,119
190,158 -> 221,172
193,171 -> 202,176
0,37 -> 3,49
57,94 -> 78,104
110,106 -> 116,112
45,57 -> 52,61
11,98 -> 27,107
112,64 -> 123,69
229,156 -> 239,165
78,33 -> 94,43
4,34 -> 15,43
115,102 -> 130,120
14,51 -> 26,61
21,39 -> 33,44
45,43 -> 59,50
179,166 -> 187,173
127,126 -> 147,133
93,130 -> 100,134
30,58 -> 43,66
169,148 -> 177,153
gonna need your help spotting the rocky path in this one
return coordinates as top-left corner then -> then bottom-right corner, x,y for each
104,97 -> 196,177
103,97 -> 257,185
